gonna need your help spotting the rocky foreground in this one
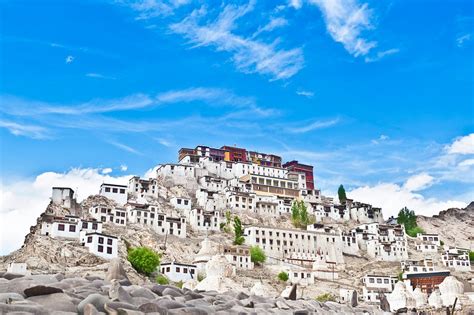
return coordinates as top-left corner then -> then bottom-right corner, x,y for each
0,259 -> 382,315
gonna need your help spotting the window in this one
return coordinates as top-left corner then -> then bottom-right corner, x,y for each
82,222 -> 88,229
92,223 -> 98,230
384,279 -> 389,284
105,187 -> 111,192
184,268 -> 188,273
377,278 -> 382,284
107,247 -> 112,254
98,237 -> 104,244
58,224 -> 65,231
120,189 -> 125,194
369,278 -> 374,283
112,188 -> 118,193
107,239 -> 113,245
176,267 -> 180,272
69,225 -> 76,232
87,236 -> 92,243
98,245 -> 103,252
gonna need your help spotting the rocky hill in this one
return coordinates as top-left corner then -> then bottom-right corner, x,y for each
417,202 -> 474,249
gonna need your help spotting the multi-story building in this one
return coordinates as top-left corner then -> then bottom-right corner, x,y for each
40,215 -> 84,239
401,259 -> 450,294
99,183 -> 128,205
239,174 -> 299,198
416,233 -> 441,253
187,208 -> 221,232
89,204 -> 126,226
283,160 -> 314,190
442,250 -> 471,272
128,176 -> 159,200
51,187 -> 78,210
223,245 -> 254,269
171,197 -> 192,212
362,274 -> 397,303
244,226 -> 344,264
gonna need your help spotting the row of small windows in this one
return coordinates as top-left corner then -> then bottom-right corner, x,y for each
104,187 -> 126,194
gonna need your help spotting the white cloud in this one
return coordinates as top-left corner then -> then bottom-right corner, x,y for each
120,0 -> 191,19
120,164 -> 128,171
288,118 -> 340,133
349,183 -> 467,218
253,17 -> 289,38
456,33 -> 471,47
371,134 -> 389,144
446,133 -> 474,155
296,89 -> 315,98
156,87 -> 255,107
403,173 -> 434,191
143,166 -> 159,179
86,73 -> 116,80
0,120 -> 50,139
101,167 -> 113,174
310,0 -> 376,57
0,168 -> 132,255
108,140 -> 143,155
65,55 -> 74,64
170,4 -> 304,80
364,48 -> 399,63
289,0 -> 303,9
458,159 -> 474,167
156,138 -> 173,147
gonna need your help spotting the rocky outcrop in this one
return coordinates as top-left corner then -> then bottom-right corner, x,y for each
439,276 -> 464,308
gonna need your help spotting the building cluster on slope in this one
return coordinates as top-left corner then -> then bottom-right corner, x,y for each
36,144 -> 472,307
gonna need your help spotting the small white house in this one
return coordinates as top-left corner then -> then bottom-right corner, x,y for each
81,232 -> 118,259
160,262 -> 197,282
171,197 -> 192,211
416,243 -> 438,253
100,183 -> 128,205
40,215 -> 81,239
288,269 -> 315,285
442,252 -> 471,272
362,274 -> 397,303
7,263 -> 28,275
416,233 -> 441,246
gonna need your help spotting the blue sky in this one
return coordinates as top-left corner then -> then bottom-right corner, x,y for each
0,0 -> 473,253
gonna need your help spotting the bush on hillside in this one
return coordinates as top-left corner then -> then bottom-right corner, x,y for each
156,274 -> 169,285
315,293 -> 336,302
278,271 -> 289,282
250,246 -> 266,265
128,247 -> 161,276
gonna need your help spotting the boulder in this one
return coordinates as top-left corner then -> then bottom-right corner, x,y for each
27,292 -> 77,312
109,280 -> 133,303
138,302 -> 166,313
78,293 -> 111,314
386,281 -> 416,312
0,302 -> 49,315
129,287 -> 157,300
24,285 -> 63,297
104,301 -> 138,314
83,303 -> 101,315
439,276 -> 464,307
0,292 -> 24,303
106,258 -> 130,284
428,289 -> 443,309
250,281 -> 267,296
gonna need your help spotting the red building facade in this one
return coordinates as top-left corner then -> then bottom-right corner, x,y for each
283,160 -> 315,190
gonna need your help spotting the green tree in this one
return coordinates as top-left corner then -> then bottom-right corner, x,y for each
127,247 -> 161,276
250,246 -> 266,265
278,271 -> 289,282
338,185 -> 347,204
291,200 -> 314,228
291,201 -> 300,222
469,251 -> 474,262
233,216 -> 245,245
225,210 -> 232,225
397,207 -> 424,237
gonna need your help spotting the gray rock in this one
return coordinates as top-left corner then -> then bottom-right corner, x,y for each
109,280 -> 133,303
155,299 -> 186,309
83,303 -> 100,315
117,309 -> 145,315
86,276 -> 103,281
0,292 -> 24,303
138,302 -> 166,313
78,293 -> 111,314
24,285 -> 63,297
275,299 -> 290,310
129,287 -> 157,300
61,277 -> 91,287
379,293 -> 390,312
27,292 -> 76,312
162,287 -> 183,298
168,307 -> 213,315
235,291 -> 249,300
104,301 -> 138,314
2,273 -> 25,280
131,296 -> 151,307
184,291 -> 204,301
350,290 -> 358,307
106,258 -> 130,283
0,302 -> 49,315
287,284 -> 297,301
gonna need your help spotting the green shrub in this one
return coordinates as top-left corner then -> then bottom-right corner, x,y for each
469,251 -> 474,262
233,216 -> 245,245
175,280 -> 184,289
197,273 -> 205,282
315,293 -> 336,302
406,226 -> 425,237
440,240 -> 444,246
398,271 -> 404,281
250,246 -> 266,265
156,274 -> 169,285
278,271 -> 289,282
127,247 -> 161,276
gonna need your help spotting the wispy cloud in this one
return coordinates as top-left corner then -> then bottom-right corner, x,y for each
364,48 -> 399,63
287,118 -> 340,133
446,133 -> 474,155
169,3 -> 304,80
456,33 -> 471,47
118,0 -> 191,20
309,0 -> 377,57
252,17 -> 289,38
155,138 -> 174,147
156,87 -> 255,107
85,73 -> 117,80
296,89 -> 315,98
107,140 -> 143,155
65,55 -> 74,64
0,120 -> 51,139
